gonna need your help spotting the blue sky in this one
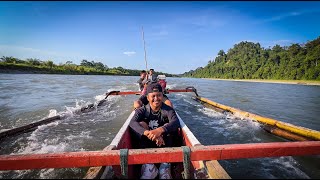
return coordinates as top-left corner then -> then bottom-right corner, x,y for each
1,1 -> 320,74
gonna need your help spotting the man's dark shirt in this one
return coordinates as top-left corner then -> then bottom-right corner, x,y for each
129,103 -> 180,138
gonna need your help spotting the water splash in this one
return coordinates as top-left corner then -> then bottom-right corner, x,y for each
48,109 -> 57,117
198,107 -> 225,118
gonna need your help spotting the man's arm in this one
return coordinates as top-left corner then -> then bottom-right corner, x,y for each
137,78 -> 143,84
129,107 -> 148,138
147,105 -> 180,141
162,107 -> 180,134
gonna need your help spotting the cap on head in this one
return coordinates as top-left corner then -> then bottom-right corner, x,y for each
146,82 -> 162,95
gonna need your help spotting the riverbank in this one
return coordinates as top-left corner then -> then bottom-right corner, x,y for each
205,78 -> 320,86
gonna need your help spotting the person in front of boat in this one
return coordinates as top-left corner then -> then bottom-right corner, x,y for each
147,68 -> 158,84
129,83 -> 180,179
137,70 -> 147,91
140,68 -> 158,95
133,84 -> 173,109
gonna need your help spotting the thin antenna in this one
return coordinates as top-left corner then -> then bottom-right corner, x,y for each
142,26 -> 148,72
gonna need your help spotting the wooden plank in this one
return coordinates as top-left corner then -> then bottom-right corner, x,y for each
83,111 -> 135,179
0,141 -> 319,170
0,115 -> 61,139
204,160 -> 231,179
167,89 -> 194,93
109,91 -> 141,95
263,125 -> 313,141
195,96 -> 320,140
83,145 -> 116,179
0,89 -> 195,140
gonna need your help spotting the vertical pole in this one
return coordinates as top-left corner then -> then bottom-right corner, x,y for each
142,26 -> 148,73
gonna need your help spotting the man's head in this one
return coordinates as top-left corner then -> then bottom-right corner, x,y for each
146,82 -> 163,109
140,70 -> 147,78
149,69 -> 154,75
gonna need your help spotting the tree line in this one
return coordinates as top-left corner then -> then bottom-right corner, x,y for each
0,57 -> 173,77
182,36 -> 320,80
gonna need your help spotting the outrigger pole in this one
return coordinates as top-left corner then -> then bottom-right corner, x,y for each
141,26 -> 148,72
0,88 -> 198,140
193,96 -> 320,141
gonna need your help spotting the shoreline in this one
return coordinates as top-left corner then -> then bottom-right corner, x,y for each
204,78 -> 320,86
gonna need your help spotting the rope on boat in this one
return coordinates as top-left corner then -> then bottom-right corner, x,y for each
182,146 -> 191,179
120,149 -> 128,179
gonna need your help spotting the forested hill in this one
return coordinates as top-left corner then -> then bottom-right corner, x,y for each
0,58 -> 174,77
182,36 -> 320,80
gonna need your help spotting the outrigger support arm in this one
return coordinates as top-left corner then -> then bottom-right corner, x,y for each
186,86 -> 199,97
0,88 -> 198,140
165,86 -> 199,97
0,141 -> 319,171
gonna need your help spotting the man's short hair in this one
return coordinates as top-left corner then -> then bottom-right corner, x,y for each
146,82 -> 162,94
149,68 -> 154,71
140,70 -> 146,74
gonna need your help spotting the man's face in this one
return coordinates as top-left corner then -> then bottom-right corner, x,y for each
149,70 -> 154,75
147,91 -> 163,108
140,72 -> 146,78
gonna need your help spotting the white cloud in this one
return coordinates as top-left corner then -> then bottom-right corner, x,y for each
256,8 -> 320,24
123,51 -> 136,56
262,12 -> 300,22
147,25 -> 170,41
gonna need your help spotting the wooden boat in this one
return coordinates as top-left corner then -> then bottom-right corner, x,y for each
1,86 -> 319,179
84,110 -> 231,179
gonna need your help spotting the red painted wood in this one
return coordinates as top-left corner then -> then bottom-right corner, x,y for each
1,141 -> 319,170
108,89 -> 194,96
167,89 -> 194,93
110,91 -> 141,95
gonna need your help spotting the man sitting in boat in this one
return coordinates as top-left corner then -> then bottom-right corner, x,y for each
134,83 -> 173,109
137,70 -> 147,91
147,68 -> 158,83
129,83 -> 180,179
140,68 -> 158,95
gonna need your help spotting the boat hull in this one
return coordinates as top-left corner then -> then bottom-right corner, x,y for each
84,111 -> 230,179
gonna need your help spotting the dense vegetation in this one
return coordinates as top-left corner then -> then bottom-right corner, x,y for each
0,57 -> 174,77
183,36 -> 320,80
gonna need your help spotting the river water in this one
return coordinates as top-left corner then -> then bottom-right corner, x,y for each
0,74 -> 319,179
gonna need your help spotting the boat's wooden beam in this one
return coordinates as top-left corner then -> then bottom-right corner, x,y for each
108,91 -> 141,95
0,88 -> 197,140
167,89 -> 194,93
0,141 -> 319,171
105,88 -> 196,96
195,96 -> 320,141
263,125 -> 313,141
0,115 -> 61,139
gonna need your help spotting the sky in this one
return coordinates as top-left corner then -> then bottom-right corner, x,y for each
1,1 -> 320,74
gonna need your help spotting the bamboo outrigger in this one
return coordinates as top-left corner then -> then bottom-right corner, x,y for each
193,96 -> 320,141
0,86 -> 320,179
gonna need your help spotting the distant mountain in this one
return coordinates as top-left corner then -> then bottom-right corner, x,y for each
182,36 -> 320,80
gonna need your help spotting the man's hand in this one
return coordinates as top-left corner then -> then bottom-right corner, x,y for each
147,127 -> 165,141
143,130 -> 150,137
155,136 -> 165,147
